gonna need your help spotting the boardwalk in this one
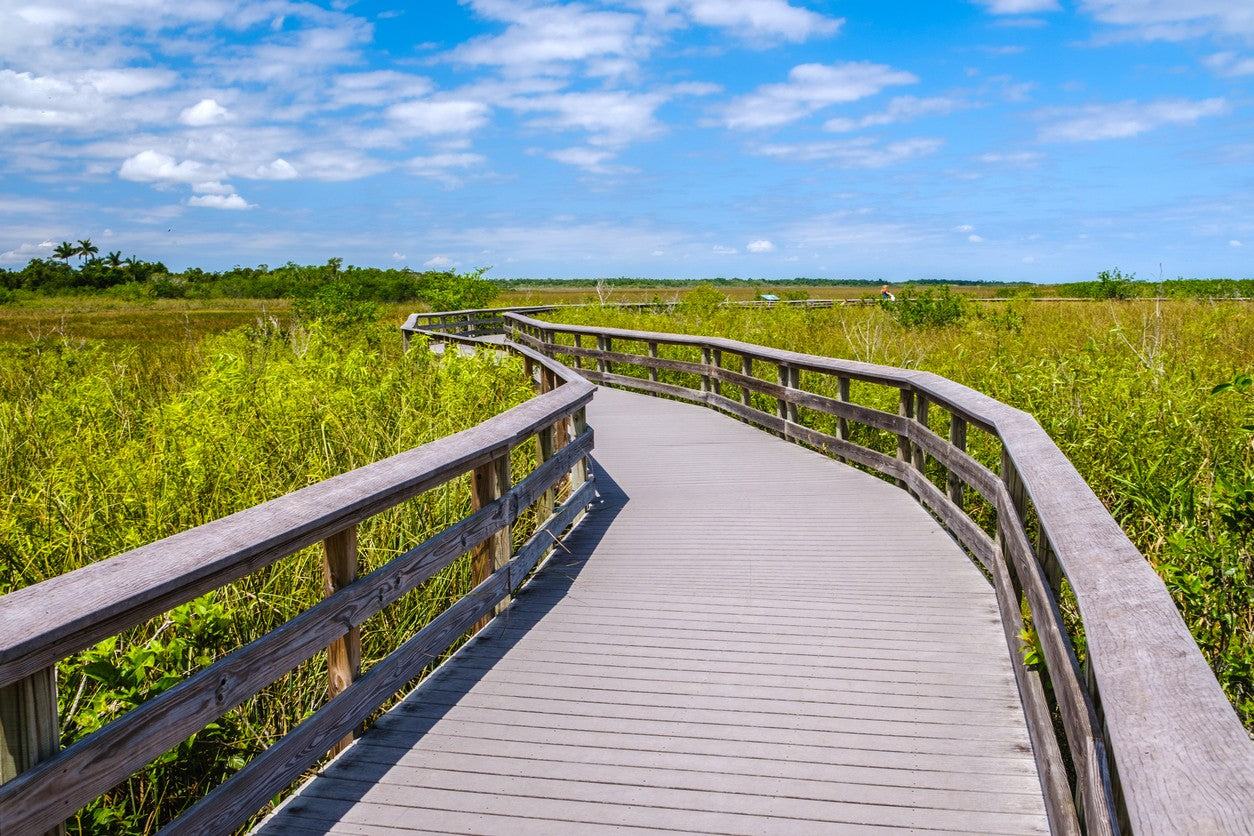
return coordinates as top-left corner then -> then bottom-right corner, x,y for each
256,386 -> 1048,834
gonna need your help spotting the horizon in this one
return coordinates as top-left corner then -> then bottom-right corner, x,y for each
2,1 -> 1251,282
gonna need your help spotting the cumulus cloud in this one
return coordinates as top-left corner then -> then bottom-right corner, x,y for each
179,98 -> 230,126
747,239 -> 775,253
516,90 -> 670,147
119,150 -> 223,185
424,255 -> 456,268
713,245 -> 738,254
756,136 -> 943,167
1079,0 -> 1254,42
0,240 -> 54,265
452,2 -> 649,76
1204,52 -> 1254,76
823,96 -> 967,132
188,193 -> 253,210
253,158 -> 299,180
955,224 -> 976,232
1037,98 -> 1228,141
388,99 -> 491,137
1231,240 -> 1244,248
968,234 -> 985,242
974,0 -> 1061,13
723,62 -> 918,129
661,0 -> 842,42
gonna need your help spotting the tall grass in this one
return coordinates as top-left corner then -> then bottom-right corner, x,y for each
548,299 -> 1254,729
0,317 -> 535,832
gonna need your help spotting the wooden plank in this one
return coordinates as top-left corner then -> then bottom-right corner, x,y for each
259,386 -> 1048,835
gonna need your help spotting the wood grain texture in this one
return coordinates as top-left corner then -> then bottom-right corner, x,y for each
505,310 -> 1254,832
256,386 -> 1049,835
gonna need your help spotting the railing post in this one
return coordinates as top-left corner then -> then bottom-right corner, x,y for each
897,389 -> 914,489
472,451 -> 513,631
568,407 -> 589,489
573,334 -> 584,370
710,349 -> 722,397
322,525 -> 361,756
701,347 -> 712,394
948,414 -> 967,507
597,336 -> 609,376
913,394 -> 929,478
740,355 -> 753,407
835,376 -> 850,463
648,342 -> 659,383
1,667 -> 65,835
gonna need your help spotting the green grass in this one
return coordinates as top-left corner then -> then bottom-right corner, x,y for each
0,309 -> 537,832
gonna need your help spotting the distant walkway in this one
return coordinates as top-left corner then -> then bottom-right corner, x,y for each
256,386 -> 1048,834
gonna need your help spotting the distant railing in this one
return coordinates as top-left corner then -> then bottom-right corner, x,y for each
464,309 -> 1254,836
0,339 -> 595,835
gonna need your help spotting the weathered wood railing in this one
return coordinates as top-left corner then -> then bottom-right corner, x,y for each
0,340 -> 594,835
494,310 -> 1254,836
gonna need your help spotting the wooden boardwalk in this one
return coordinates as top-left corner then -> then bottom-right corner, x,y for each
256,386 -> 1049,834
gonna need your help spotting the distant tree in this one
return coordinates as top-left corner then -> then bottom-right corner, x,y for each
76,239 -> 98,264
54,241 -> 76,263
105,251 -> 123,269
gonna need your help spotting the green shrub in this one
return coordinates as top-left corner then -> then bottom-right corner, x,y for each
881,285 -> 968,327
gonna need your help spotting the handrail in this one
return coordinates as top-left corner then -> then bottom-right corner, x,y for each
0,337 -> 595,834
495,309 -> 1254,835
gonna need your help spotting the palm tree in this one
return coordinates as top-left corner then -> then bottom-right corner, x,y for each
76,239 -> 98,264
105,251 -> 123,269
53,241 -> 75,263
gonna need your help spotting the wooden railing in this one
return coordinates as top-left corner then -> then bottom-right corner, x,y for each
0,339 -> 595,835
494,310 -> 1254,836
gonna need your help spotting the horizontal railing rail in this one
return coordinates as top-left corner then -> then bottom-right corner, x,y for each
498,310 -> 1254,836
0,339 -> 595,835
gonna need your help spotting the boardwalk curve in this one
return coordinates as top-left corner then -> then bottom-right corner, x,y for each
257,386 -> 1048,834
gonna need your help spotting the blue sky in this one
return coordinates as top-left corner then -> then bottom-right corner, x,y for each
1,0 -> 1251,282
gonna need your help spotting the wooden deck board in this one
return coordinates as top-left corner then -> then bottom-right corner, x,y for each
256,386 -> 1048,834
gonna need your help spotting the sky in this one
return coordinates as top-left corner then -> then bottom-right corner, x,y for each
1,0 -> 1251,282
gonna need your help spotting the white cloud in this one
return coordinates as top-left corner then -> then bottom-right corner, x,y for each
407,152 -> 486,182
661,0 -> 842,42
713,245 -> 738,254
253,158 -> 299,180
756,136 -> 943,167
978,150 -> 1044,166
179,98 -> 230,126
119,150 -> 223,185
329,72 -> 433,108
974,0 -> 1061,13
968,234 -> 985,242
453,2 -> 649,76
747,239 -> 775,252
723,62 -> 917,129
1231,240 -> 1244,248
823,96 -> 966,133
387,99 -> 491,137
955,224 -> 976,232
1037,98 -> 1228,142
0,239 -> 54,265
1079,0 -> 1254,42
516,90 -> 669,147
1204,52 -> 1254,76
391,251 -> 407,261
188,193 -> 253,210
424,255 -> 456,268
547,146 -> 621,172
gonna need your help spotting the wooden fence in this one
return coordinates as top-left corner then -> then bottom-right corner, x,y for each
490,309 -> 1254,836
0,340 -> 595,835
